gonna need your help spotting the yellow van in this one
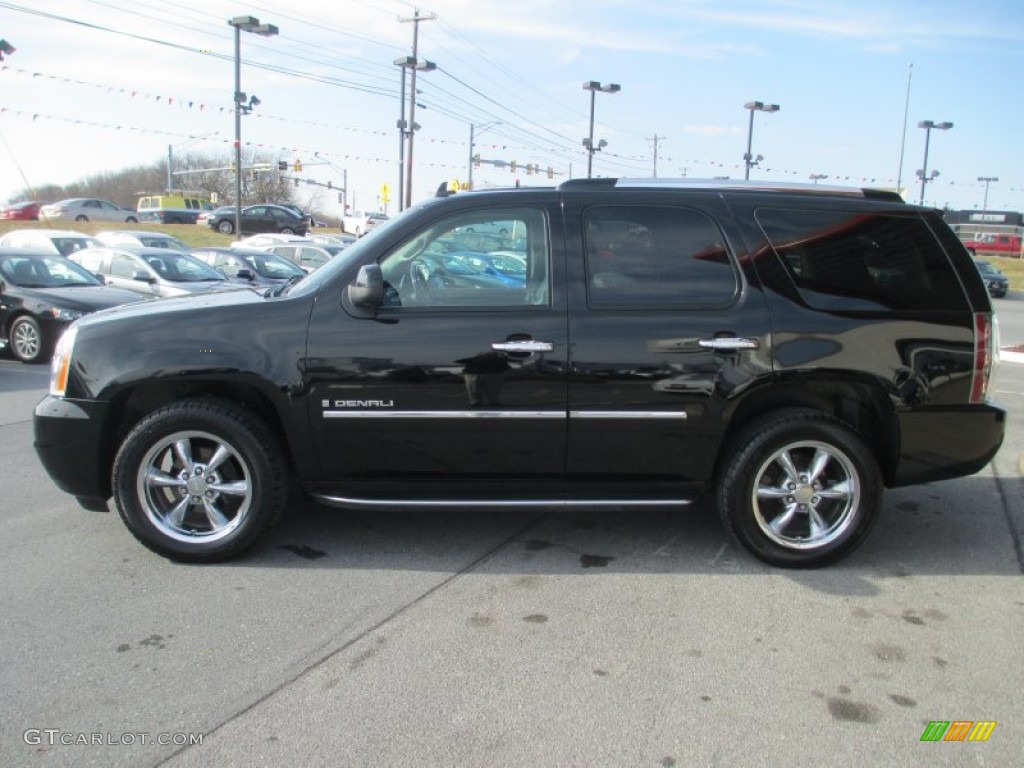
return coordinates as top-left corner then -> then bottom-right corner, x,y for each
137,192 -> 213,224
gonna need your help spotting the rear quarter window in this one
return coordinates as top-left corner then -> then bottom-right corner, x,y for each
755,208 -> 969,312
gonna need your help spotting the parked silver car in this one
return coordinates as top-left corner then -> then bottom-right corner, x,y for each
0,229 -> 101,256
68,246 -> 246,298
39,198 -> 139,223
95,230 -> 189,252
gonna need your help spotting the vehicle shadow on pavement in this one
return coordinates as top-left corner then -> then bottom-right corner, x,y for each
231,475 -> 1023,588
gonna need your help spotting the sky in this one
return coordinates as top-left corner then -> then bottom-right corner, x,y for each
1,0 -> 1023,217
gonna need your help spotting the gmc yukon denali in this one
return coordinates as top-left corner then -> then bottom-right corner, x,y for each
33,179 -> 1005,567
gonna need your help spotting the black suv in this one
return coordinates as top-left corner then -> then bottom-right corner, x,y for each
33,179 -> 1004,567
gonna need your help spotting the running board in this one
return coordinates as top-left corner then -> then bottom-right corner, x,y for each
310,494 -> 692,511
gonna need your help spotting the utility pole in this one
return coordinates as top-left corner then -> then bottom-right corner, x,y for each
400,9 -> 436,209
646,135 -> 664,178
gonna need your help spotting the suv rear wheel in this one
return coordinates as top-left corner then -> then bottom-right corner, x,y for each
112,399 -> 287,562
717,409 -> 881,568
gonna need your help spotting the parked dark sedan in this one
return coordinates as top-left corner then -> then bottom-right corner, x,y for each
0,248 -> 143,363
190,247 -> 306,287
974,259 -> 1009,298
205,204 -> 308,236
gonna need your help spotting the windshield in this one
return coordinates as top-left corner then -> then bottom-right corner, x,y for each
243,253 -> 305,279
144,253 -> 226,282
54,237 -> 102,256
138,236 -> 188,252
0,254 -> 103,287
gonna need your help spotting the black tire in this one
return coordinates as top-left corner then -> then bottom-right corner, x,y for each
75,215 -> 89,222
279,227 -> 295,235
717,409 -> 881,568
112,399 -> 288,562
9,315 -> 49,363
217,220 -> 235,235
126,216 -> 138,224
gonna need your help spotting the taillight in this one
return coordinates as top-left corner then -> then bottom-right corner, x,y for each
970,313 -> 996,403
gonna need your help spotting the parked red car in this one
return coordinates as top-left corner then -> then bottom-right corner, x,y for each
0,201 -> 46,220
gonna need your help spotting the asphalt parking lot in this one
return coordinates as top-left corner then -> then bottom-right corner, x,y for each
1,296 -> 1022,767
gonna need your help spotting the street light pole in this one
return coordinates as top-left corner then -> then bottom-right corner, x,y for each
582,81 -> 620,178
916,119 -> 952,206
395,59 -> 408,212
978,176 -> 998,211
228,15 -> 278,237
743,101 -> 780,180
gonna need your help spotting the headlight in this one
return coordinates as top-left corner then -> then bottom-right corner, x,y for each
49,325 -> 77,397
50,307 -> 85,321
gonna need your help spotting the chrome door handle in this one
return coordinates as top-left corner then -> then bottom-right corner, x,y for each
492,340 -> 554,353
698,337 -> 759,350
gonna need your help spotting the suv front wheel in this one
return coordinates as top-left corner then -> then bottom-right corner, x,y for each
112,399 -> 288,562
718,409 -> 881,568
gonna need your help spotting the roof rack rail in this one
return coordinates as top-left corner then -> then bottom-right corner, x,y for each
557,177 -> 905,201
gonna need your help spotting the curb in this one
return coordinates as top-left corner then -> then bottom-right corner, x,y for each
1000,348 -> 1024,365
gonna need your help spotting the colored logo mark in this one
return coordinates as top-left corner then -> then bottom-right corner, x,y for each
920,720 -> 996,742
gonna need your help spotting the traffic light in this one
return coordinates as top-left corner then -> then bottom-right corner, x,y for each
327,181 -> 332,190
294,178 -> 300,187
337,193 -> 343,203
293,161 -> 302,172
277,160 -> 287,171
473,153 -> 481,168
510,160 -> 517,173
251,170 -> 259,182
547,166 -> 554,179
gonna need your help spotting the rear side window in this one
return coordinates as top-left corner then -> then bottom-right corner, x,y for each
583,205 -> 738,308
756,208 -> 969,312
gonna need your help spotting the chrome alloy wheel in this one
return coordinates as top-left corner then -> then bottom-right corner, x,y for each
12,319 -> 41,361
751,440 -> 860,550
135,430 -> 252,543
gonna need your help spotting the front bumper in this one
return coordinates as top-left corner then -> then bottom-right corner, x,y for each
34,396 -> 112,501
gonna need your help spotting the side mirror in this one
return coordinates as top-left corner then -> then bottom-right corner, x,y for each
236,268 -> 256,281
348,264 -> 384,308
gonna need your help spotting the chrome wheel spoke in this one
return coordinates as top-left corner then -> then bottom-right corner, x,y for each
205,444 -> 233,474
166,496 -> 191,528
757,483 -> 791,500
807,506 -> 829,539
210,479 -> 248,496
173,439 -> 194,471
146,468 -> 186,489
808,449 -> 832,484
768,503 -> 799,534
817,479 -> 852,500
776,450 -> 800,485
201,499 -> 230,530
